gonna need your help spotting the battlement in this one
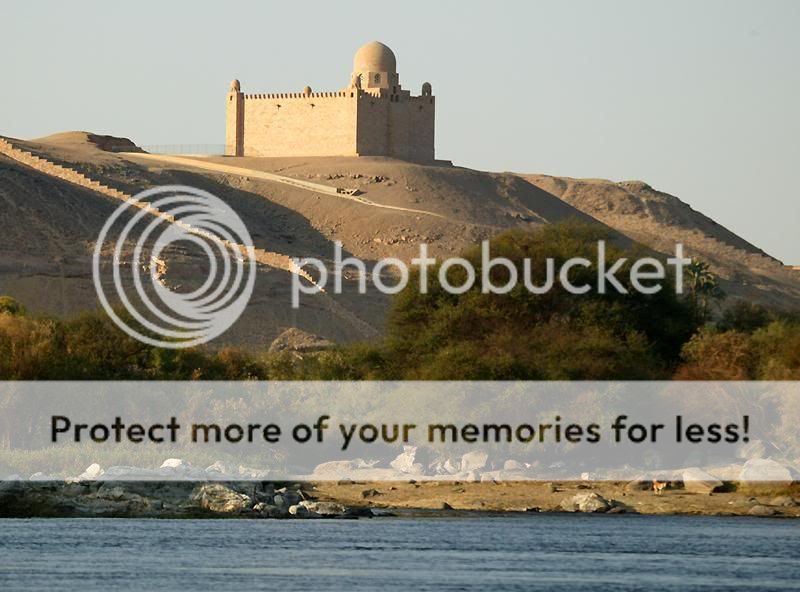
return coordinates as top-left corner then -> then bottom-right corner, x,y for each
243,91 -> 356,100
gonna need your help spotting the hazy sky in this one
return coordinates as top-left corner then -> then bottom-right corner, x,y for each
3,0 -> 798,263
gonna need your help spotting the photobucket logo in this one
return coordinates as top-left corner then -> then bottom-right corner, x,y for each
92,186 -> 256,348
292,241 -> 691,308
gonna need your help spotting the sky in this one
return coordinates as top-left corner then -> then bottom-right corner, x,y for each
2,0 -> 798,263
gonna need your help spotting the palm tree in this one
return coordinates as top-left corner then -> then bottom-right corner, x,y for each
685,259 -> 725,322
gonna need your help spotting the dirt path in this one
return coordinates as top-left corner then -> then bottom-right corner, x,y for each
123,153 -> 446,219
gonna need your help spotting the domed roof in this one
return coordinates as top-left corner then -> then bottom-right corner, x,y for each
353,41 -> 396,73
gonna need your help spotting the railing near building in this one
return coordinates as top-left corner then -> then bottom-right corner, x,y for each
108,144 -> 226,155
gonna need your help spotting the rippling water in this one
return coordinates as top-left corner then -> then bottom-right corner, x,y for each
0,514 -> 798,591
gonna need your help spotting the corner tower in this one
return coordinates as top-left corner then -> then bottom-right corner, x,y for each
225,79 -> 244,156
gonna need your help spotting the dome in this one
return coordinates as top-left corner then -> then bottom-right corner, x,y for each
303,85 -> 312,95
230,79 -> 240,92
353,41 -> 396,74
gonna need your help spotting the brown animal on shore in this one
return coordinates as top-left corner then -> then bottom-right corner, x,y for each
652,480 -> 668,495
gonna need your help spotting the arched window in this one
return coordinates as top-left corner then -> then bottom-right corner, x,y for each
373,73 -> 381,84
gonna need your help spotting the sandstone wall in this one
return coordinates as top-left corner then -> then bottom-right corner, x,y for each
225,89 -> 435,161
356,94 -> 434,162
239,93 -> 358,157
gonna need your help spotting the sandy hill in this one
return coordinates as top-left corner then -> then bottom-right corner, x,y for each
521,174 -> 800,310
0,132 -> 595,346
0,131 -> 798,347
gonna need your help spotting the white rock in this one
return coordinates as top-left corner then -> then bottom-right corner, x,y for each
681,467 -> 724,494
160,458 -> 189,470
739,459 -> 796,484
191,483 -> 251,513
78,463 -> 104,481
299,500 -> 347,516
237,465 -> 272,479
390,446 -> 423,474
560,492 -> 612,513
460,451 -> 488,472
205,460 -> 230,474
443,458 -> 461,474
737,440 -> 767,460
288,504 -> 311,516
312,459 -> 378,478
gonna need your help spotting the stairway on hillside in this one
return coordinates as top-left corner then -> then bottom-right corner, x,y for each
0,136 -> 314,284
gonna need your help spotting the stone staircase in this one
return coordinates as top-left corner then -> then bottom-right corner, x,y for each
0,135 -> 315,284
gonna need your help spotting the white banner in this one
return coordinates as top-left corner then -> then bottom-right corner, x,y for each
0,381 -> 797,482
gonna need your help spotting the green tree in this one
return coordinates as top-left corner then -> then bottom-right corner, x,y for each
381,222 -> 698,379
685,259 -> 726,323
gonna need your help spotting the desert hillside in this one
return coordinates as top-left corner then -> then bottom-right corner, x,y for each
0,132 -> 591,346
1,131 -> 798,347
521,174 -> 800,310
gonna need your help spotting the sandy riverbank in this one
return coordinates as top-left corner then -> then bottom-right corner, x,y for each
313,480 -> 800,517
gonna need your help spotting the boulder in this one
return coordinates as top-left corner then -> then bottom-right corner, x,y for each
78,463 -> 104,481
748,504 -> 780,517
268,328 -> 333,353
274,487 -> 302,506
160,458 -> 189,470
390,446 -> 424,475
769,496 -> 798,507
460,451 -> 488,472
702,464 -> 743,481
443,458 -> 461,474
681,468 -> 724,494
560,492 -> 612,513
204,461 -> 234,476
312,459 -> 379,478
623,477 -> 651,492
739,459 -> 796,484
255,503 -> 288,518
288,504 -> 314,517
298,500 -> 348,516
190,483 -> 252,513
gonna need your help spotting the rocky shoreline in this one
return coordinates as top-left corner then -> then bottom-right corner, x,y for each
0,480 -> 374,519
1,478 -> 798,519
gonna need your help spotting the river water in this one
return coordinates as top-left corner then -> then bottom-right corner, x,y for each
0,514 -> 798,590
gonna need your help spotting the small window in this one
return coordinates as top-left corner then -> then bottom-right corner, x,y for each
374,73 -> 381,84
